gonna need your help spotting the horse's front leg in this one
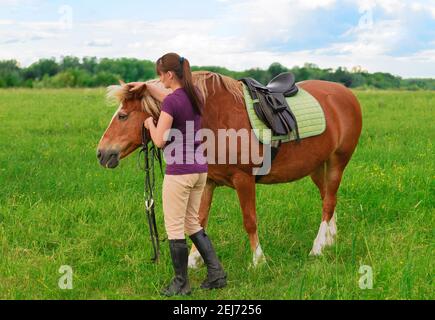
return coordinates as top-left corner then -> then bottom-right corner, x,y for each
188,178 -> 216,269
232,172 -> 265,267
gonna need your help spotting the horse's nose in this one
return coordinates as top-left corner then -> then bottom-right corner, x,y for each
97,148 -> 120,169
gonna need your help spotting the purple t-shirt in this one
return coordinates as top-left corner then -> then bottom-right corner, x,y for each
161,87 -> 208,175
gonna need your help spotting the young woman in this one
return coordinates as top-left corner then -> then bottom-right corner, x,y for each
128,53 -> 226,296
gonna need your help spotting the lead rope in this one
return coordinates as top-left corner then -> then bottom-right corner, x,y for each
139,125 -> 164,263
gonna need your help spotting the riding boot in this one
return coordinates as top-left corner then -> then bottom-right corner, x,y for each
161,239 -> 191,296
189,229 -> 227,289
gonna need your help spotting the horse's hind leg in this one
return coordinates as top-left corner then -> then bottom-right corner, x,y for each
310,154 -> 348,256
188,179 -> 216,269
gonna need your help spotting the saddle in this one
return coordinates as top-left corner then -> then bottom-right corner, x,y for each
240,72 -> 300,139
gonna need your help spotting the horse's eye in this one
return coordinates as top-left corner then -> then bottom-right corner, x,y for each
118,113 -> 128,121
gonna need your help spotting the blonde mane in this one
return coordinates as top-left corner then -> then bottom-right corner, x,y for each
106,71 -> 243,117
192,71 -> 244,105
106,79 -> 163,118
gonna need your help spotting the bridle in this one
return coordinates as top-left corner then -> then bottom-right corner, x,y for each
139,124 -> 164,263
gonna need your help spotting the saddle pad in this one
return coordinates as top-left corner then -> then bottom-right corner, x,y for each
242,83 -> 326,144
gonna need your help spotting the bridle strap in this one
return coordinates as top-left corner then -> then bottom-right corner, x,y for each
139,124 -> 164,263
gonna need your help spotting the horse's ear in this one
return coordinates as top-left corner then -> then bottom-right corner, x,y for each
119,80 -> 126,86
135,83 -> 148,97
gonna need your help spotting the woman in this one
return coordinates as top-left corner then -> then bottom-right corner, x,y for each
128,53 -> 226,296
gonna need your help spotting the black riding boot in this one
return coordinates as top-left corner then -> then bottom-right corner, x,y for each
189,229 -> 227,289
161,239 -> 191,296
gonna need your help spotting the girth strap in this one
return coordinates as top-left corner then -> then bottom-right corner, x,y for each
255,140 -> 281,183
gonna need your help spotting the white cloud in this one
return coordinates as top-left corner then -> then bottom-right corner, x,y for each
0,0 -> 42,12
323,20 -> 403,56
0,19 -> 64,46
410,0 -> 435,19
86,39 -> 113,47
218,0 -> 338,45
355,0 -> 407,13
0,0 -> 434,78
0,19 -> 15,25
355,0 -> 435,18
404,48 -> 435,62
0,0 -> 36,4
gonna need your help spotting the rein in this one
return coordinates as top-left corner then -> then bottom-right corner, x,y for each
139,124 -> 164,263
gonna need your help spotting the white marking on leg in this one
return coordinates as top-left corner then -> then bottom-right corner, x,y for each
310,221 -> 328,256
188,250 -> 203,269
325,212 -> 338,247
329,213 -> 337,237
253,244 -> 266,267
325,225 -> 334,246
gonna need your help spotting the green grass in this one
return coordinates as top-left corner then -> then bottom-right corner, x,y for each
0,88 -> 433,300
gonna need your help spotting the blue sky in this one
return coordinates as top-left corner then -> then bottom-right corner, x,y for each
1,0 -> 435,77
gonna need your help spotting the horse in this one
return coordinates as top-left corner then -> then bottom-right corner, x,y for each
97,71 -> 362,268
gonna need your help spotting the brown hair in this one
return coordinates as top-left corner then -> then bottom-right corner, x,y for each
156,53 -> 204,115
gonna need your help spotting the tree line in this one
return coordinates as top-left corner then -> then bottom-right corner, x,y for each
0,57 -> 434,90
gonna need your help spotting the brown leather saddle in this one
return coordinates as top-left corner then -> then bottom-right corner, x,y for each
240,72 -> 300,140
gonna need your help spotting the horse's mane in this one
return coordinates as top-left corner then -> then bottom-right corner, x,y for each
106,79 -> 163,119
192,71 -> 243,106
106,71 -> 243,117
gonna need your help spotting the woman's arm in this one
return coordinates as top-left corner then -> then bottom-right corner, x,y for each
128,82 -> 170,102
145,112 -> 173,149
146,83 -> 170,102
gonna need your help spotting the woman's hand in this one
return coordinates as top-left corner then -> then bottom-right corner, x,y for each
127,82 -> 146,92
144,112 -> 174,149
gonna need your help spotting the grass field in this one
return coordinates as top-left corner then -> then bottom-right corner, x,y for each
0,88 -> 433,300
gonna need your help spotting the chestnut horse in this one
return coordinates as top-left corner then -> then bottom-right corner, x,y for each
97,71 -> 362,267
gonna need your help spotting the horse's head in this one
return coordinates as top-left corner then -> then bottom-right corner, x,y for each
97,81 -> 163,169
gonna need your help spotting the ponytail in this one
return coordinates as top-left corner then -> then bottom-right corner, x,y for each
156,53 -> 204,115
180,58 -> 204,115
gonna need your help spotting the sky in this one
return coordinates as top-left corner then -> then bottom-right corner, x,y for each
1,0 -> 435,78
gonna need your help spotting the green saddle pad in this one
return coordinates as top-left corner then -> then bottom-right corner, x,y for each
242,83 -> 326,144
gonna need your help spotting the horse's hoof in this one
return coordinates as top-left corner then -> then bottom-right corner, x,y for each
325,228 -> 335,246
251,244 -> 266,267
329,214 -> 337,237
188,250 -> 204,269
310,221 -> 329,256
251,256 -> 267,268
252,258 -> 266,268
309,247 -> 323,256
